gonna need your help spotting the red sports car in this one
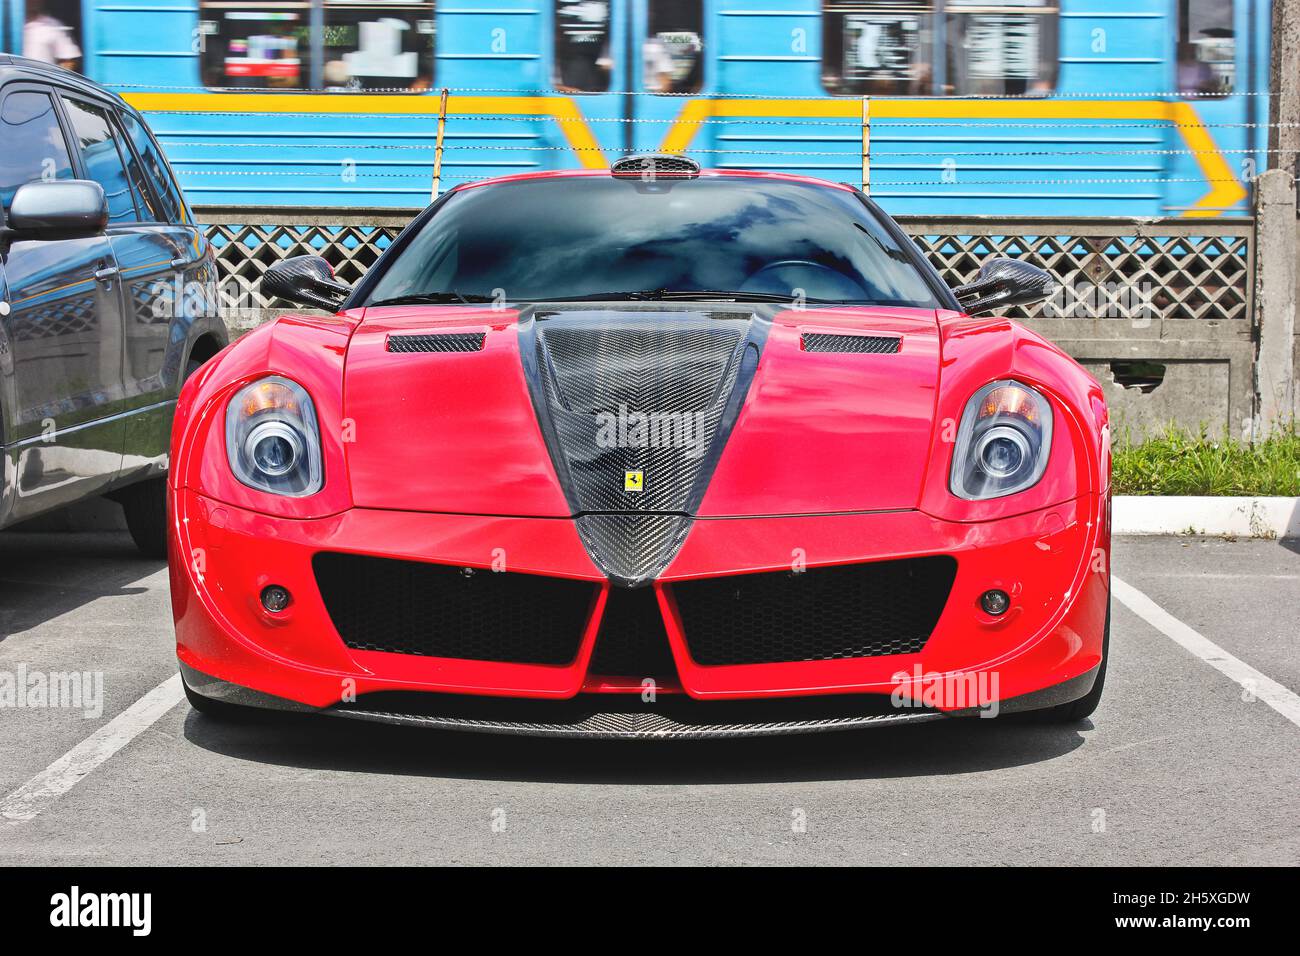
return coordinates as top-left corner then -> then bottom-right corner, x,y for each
170,157 -> 1110,738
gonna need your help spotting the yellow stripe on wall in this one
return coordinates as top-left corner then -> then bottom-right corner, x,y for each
122,93 -> 1246,216
122,93 -> 609,169
659,98 -> 1246,217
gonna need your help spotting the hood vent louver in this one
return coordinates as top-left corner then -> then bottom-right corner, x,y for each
387,332 -> 486,353
801,333 -> 900,354
610,154 -> 701,179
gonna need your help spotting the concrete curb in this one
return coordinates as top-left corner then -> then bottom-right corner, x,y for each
1114,496 -> 1300,538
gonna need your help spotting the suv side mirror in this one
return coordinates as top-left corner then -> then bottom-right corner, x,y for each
5,180 -> 108,240
261,255 -> 351,312
952,258 -> 1056,316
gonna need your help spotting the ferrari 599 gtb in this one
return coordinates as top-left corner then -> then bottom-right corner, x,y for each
170,156 -> 1110,738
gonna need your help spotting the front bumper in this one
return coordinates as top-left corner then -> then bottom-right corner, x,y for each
171,487 -> 1108,734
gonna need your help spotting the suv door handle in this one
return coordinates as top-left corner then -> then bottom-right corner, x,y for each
170,257 -> 192,270
94,266 -> 120,283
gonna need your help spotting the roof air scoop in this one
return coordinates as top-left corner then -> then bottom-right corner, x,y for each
610,154 -> 701,180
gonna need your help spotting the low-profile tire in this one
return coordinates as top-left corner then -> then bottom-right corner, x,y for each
183,680 -> 265,722
121,477 -> 169,559
1039,595 -> 1110,723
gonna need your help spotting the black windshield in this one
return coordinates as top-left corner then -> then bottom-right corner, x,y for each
364,177 -> 941,307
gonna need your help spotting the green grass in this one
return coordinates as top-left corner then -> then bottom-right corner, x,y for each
1112,426 -> 1300,496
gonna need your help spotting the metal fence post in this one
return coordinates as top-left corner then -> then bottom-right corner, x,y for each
432,88 -> 450,199
861,97 -> 871,195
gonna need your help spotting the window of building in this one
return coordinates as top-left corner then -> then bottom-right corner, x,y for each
822,1 -> 933,97
199,2 -> 310,89
945,1 -> 1058,96
120,112 -> 184,223
199,1 -> 435,91
822,1 -> 1058,97
0,90 -> 74,210
322,1 -> 435,91
645,0 -> 703,94
60,96 -> 143,223
554,0 -> 612,93
1177,0 -> 1234,96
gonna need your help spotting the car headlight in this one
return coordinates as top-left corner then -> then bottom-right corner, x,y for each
225,376 -> 323,496
950,380 -> 1053,500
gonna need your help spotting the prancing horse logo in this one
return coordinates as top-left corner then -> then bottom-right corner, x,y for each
624,470 -> 643,492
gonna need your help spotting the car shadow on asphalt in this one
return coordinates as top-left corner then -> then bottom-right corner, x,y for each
180,709 -> 1089,785
0,531 -> 164,642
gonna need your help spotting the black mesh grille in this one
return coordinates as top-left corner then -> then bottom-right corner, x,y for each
801,333 -> 900,354
313,553 -> 596,665
588,586 -> 678,680
387,332 -> 485,353
672,556 -> 957,665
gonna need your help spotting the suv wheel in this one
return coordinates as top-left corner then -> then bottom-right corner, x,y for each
122,357 -> 204,558
122,477 -> 169,558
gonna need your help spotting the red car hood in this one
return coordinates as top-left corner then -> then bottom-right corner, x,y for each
343,304 -> 941,518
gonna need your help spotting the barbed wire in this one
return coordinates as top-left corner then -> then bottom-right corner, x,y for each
145,110 -> 1300,130
156,140 -> 1300,159
108,83 -> 1273,99
176,169 -> 1277,187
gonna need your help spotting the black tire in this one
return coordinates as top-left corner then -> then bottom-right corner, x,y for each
1040,595 -> 1110,723
183,679 -> 265,722
122,476 -> 169,558
122,357 -> 205,558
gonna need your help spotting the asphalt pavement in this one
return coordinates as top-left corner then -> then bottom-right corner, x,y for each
0,529 -> 1296,865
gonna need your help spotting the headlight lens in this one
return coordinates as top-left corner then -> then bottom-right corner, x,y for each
950,380 -> 1053,500
225,376 -> 323,496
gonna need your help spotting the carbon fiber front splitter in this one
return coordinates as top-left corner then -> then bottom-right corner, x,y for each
180,661 -> 952,738
325,704 -> 949,739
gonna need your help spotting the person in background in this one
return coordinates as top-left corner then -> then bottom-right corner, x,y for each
642,35 -> 675,94
1176,40 -> 1216,96
23,0 -> 82,72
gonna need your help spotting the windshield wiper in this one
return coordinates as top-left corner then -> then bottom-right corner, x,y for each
369,291 -> 499,306
530,289 -> 840,304
649,290 -> 810,303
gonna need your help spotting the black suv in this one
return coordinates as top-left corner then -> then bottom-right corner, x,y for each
0,56 -> 226,555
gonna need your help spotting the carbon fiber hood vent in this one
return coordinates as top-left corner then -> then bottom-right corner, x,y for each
521,308 -> 765,587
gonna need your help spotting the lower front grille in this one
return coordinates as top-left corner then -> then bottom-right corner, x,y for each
587,586 -> 678,680
671,556 -> 958,666
314,553 -> 597,665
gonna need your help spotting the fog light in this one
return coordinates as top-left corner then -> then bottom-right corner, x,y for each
261,585 -> 291,613
980,589 -> 1010,616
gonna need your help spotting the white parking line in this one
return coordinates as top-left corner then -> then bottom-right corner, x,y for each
1112,576 -> 1300,729
1136,573 -> 1300,581
1,675 -> 183,826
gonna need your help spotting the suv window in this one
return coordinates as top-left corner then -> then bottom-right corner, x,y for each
60,95 -> 144,224
119,111 -> 184,223
0,90 -> 75,211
